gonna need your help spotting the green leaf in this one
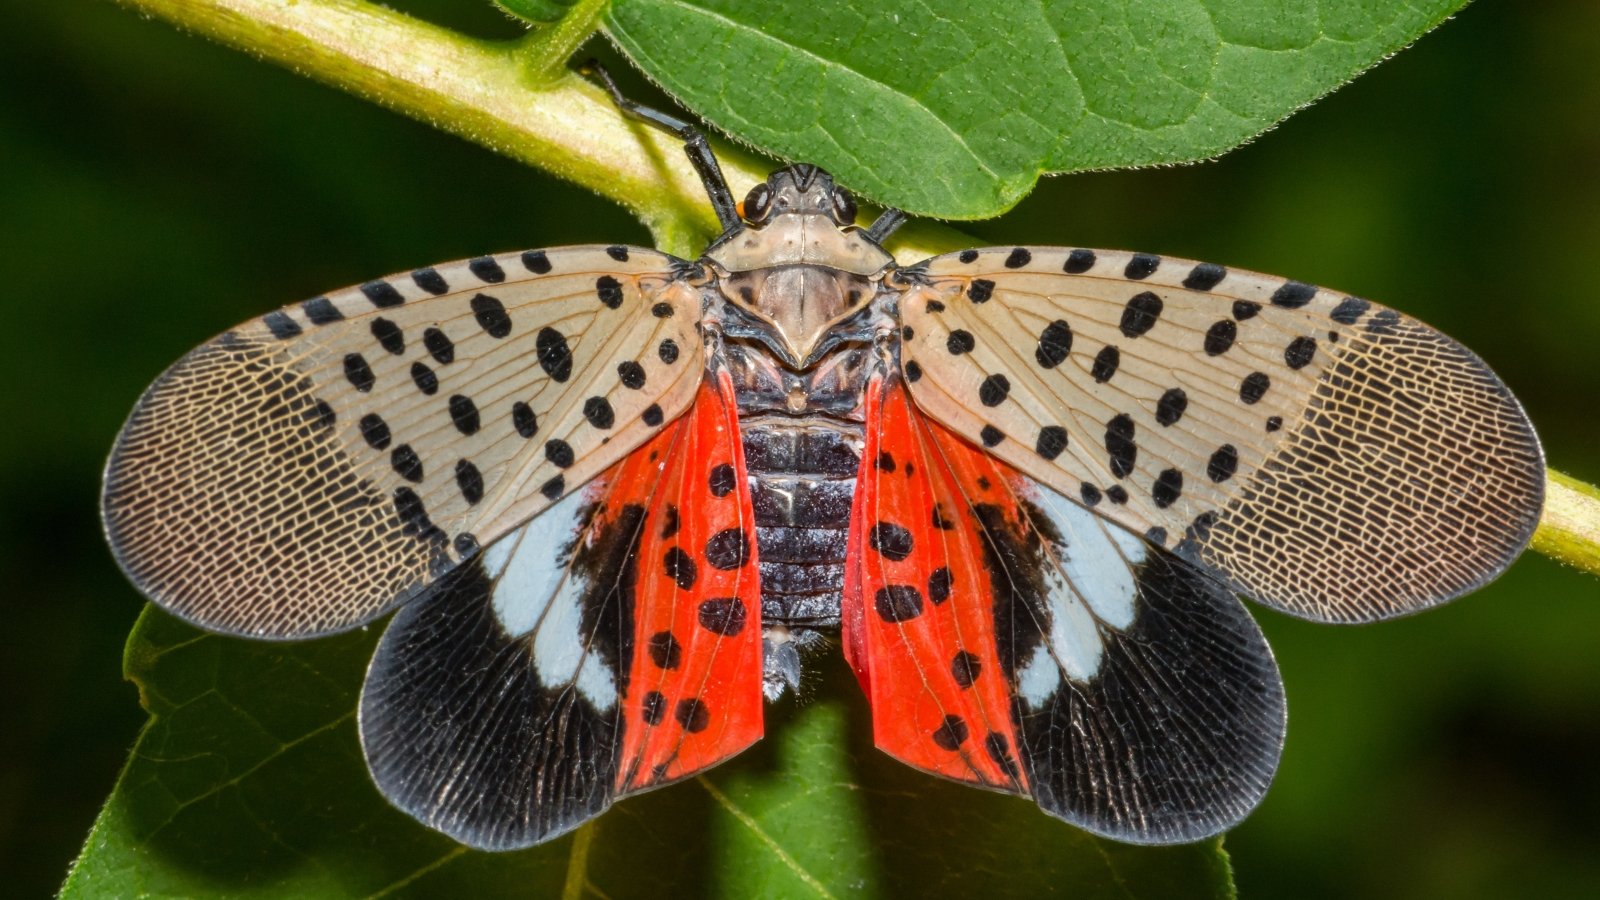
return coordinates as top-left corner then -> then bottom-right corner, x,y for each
493,0 -> 579,24
605,0 -> 1472,217
65,607 -> 1232,897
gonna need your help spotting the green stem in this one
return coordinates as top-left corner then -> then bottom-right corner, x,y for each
105,0 -> 1600,578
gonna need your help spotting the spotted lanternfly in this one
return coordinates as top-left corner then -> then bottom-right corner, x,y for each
102,72 -> 1544,850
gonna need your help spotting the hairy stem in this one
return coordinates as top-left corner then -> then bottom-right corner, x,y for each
107,0 -> 1599,576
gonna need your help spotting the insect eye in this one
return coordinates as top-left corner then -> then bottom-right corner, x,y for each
744,183 -> 773,222
831,188 -> 857,225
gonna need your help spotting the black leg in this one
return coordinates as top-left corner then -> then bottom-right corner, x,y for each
581,61 -> 741,235
865,208 -> 908,244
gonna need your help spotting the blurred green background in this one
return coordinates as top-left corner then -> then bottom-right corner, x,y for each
2,0 -> 1595,896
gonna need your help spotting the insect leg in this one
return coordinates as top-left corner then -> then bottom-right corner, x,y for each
582,60 -> 741,235
865,207 -> 908,243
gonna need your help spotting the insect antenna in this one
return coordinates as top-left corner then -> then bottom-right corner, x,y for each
581,60 -> 741,236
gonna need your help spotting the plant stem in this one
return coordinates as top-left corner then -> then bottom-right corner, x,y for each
105,0 -> 1600,578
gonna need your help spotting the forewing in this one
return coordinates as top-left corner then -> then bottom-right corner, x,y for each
359,373 -> 763,850
846,376 -> 1284,843
103,246 -> 705,637
898,247 -> 1544,622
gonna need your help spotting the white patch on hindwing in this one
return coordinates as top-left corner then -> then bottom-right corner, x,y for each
486,488 -> 617,711
1013,480 -> 1150,703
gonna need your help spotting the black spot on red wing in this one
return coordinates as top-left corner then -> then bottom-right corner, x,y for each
1207,444 -> 1239,483
709,463 -> 737,497
512,402 -> 538,438
1079,483 -> 1102,506
660,505 -> 680,539
1106,485 -> 1129,504
361,280 -> 405,308
1265,416 -> 1283,433
663,547 -> 698,590
980,425 -> 1005,448
521,250 -> 552,274
874,585 -> 924,622
423,327 -> 455,364
952,650 -> 981,688
410,361 -> 439,395
1155,388 -> 1188,426
1271,280 -> 1316,308
642,404 -> 664,427
1064,248 -> 1096,273
1239,372 -> 1271,404
1035,320 -> 1072,368
958,249 -> 979,263
869,522 -> 914,561
1183,263 -> 1226,291
391,444 -> 424,482
1284,336 -> 1317,369
1204,320 -> 1237,356
984,731 -> 1022,780
1331,296 -> 1370,325
359,413 -> 391,450
1232,300 -> 1262,321
344,353 -> 375,392
369,317 -> 403,354
540,475 -> 564,500
658,338 -> 680,365
968,279 -> 995,303
704,529 -> 751,570
978,374 -> 1010,407
904,360 -> 923,382
1152,468 -> 1183,508
675,698 -> 711,733
448,394 -> 481,435
545,439 -> 574,468
648,632 -> 682,669
455,459 -> 484,505
535,327 -> 573,382
932,715 -> 969,750
975,476 -> 991,491
606,245 -> 630,262
469,256 -> 507,283
932,504 -> 956,530
1092,346 -> 1121,382
697,597 -> 748,636
1105,414 -> 1137,479
876,452 -> 896,473
304,296 -> 344,325
412,267 -> 449,294
1120,291 -> 1164,338
946,329 -> 976,354
1004,247 -> 1031,268
928,567 -> 952,604
641,691 -> 666,725
263,311 -> 301,339
1035,426 -> 1069,461
583,396 -> 615,429
595,275 -> 624,309
471,293 -> 512,337
1124,253 -> 1160,279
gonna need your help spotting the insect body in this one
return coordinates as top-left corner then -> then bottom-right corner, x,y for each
102,104 -> 1544,850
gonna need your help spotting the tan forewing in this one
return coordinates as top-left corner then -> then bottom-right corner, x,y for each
898,247 -> 1543,622
103,246 -> 705,637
